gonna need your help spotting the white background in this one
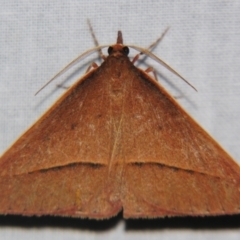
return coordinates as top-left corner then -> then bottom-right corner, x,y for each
0,0 -> 240,239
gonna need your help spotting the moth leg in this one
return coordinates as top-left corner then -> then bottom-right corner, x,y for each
85,62 -> 99,73
56,61 -> 99,90
132,53 -> 141,64
145,66 -> 158,81
132,27 -> 170,65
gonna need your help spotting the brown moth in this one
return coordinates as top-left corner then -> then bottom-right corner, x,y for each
0,28 -> 239,219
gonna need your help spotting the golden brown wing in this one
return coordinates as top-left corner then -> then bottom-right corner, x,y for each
0,57 -> 127,219
117,66 -> 240,218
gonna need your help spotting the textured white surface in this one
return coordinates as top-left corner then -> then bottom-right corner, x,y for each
0,0 -> 240,239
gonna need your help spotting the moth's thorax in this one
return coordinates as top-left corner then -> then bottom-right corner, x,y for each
100,50 -> 134,81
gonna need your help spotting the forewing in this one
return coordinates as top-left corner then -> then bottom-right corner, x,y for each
0,66 -> 122,218
120,69 -> 240,218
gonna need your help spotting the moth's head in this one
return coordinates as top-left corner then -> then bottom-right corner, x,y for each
107,31 -> 129,57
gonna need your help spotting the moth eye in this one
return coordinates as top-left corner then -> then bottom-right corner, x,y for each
108,47 -> 113,55
123,46 -> 129,55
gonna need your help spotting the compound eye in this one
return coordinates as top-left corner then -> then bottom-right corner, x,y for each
108,46 -> 113,55
123,46 -> 129,55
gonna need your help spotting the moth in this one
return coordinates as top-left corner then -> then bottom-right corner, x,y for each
0,24 -> 239,219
